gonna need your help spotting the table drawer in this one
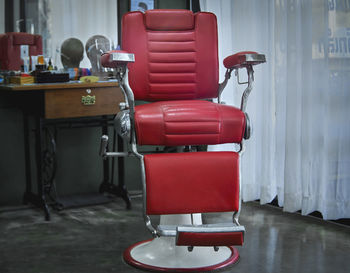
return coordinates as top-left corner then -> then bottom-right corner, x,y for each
44,86 -> 124,119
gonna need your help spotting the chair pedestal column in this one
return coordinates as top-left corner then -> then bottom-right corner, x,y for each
123,215 -> 240,272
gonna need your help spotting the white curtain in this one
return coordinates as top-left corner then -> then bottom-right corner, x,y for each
47,0 -> 118,69
201,0 -> 350,220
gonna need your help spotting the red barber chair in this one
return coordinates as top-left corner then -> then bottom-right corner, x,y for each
100,9 -> 265,272
0,32 -> 43,71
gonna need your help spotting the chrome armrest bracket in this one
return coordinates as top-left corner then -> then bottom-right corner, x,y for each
99,51 -> 138,157
111,51 -> 135,63
218,68 -> 233,104
218,53 -> 266,111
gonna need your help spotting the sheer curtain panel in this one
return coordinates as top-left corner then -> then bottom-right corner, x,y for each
200,0 -> 350,220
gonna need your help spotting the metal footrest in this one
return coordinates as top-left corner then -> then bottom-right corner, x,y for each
157,224 -> 245,246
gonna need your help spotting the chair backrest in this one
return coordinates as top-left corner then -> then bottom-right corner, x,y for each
122,9 -> 219,101
0,32 -> 42,70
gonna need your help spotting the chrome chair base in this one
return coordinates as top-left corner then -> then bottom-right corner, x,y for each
123,214 -> 239,272
124,237 -> 239,272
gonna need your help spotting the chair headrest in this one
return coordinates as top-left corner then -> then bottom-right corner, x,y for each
145,9 -> 194,31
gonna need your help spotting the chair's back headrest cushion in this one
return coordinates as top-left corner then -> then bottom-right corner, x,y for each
145,9 -> 194,31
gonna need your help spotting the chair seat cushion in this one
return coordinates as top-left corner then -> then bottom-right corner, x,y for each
135,100 -> 245,146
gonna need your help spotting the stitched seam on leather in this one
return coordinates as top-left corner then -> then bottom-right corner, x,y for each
149,73 -> 196,84
161,105 -> 166,144
215,103 -> 223,143
148,41 -> 196,53
147,31 -> 197,98
164,121 -> 220,136
148,32 -> 195,42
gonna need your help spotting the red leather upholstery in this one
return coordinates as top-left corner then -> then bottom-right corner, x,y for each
0,32 -> 42,70
145,9 -> 194,30
176,231 -> 244,246
223,51 -> 258,69
135,100 -> 246,146
122,10 -> 219,101
144,152 -> 240,215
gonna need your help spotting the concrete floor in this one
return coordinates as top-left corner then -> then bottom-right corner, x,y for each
0,196 -> 349,273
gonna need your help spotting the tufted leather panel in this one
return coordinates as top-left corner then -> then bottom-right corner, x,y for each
134,100 -> 245,146
144,152 -> 240,215
122,10 -> 219,101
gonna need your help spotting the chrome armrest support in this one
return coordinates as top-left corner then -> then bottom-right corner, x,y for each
240,65 -> 254,112
107,52 -> 136,146
218,64 -> 255,112
218,68 -> 233,104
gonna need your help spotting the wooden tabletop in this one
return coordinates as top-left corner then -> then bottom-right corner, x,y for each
0,80 -> 119,92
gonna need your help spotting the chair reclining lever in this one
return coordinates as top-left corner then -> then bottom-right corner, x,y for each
99,135 -> 109,157
99,135 -> 130,158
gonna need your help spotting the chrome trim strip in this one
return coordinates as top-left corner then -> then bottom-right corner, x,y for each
243,53 -> 266,64
177,224 -> 245,233
243,112 -> 251,140
104,151 -> 130,157
157,225 -> 177,237
111,52 -> 135,63
157,223 -> 245,238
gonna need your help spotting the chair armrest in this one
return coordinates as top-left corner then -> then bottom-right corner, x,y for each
100,50 -> 135,68
223,51 -> 266,69
100,50 -> 137,146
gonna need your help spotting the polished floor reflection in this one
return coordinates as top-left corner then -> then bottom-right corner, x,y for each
0,197 -> 349,273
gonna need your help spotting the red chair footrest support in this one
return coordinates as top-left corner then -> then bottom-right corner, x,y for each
176,225 -> 245,246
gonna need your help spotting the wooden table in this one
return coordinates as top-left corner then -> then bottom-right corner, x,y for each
0,80 -> 123,118
0,80 -> 131,220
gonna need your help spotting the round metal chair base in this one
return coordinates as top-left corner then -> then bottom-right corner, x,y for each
123,237 -> 240,272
